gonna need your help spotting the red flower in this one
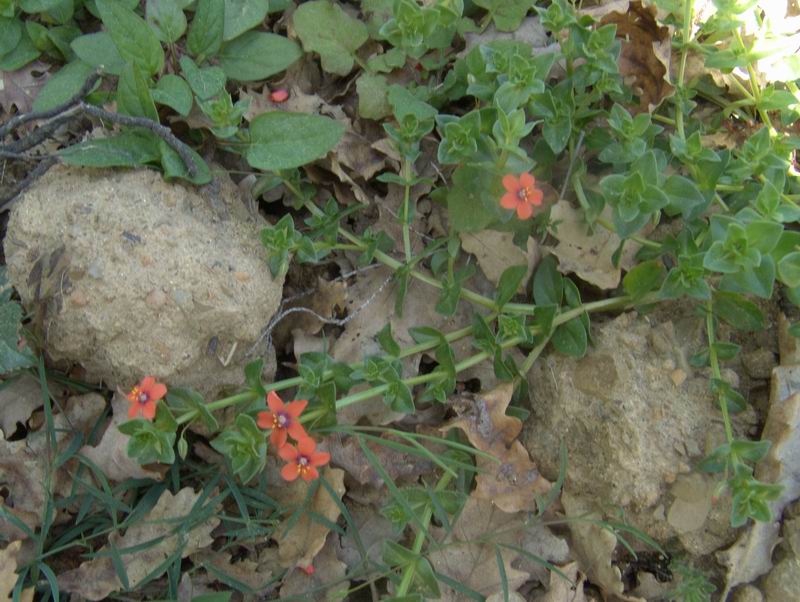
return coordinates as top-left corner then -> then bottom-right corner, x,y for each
278,437 -> 330,482
257,391 -> 308,449
270,88 -> 289,103
500,172 -> 544,220
127,376 -> 167,420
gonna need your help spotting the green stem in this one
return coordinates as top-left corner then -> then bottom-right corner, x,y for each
401,158 -> 413,264
396,472 -> 454,597
716,184 -> 743,193
331,294 -> 639,413
306,200 -> 502,312
734,29 -> 774,132
652,114 -> 676,126
520,336 -> 550,376
595,217 -> 662,250
706,299 -> 734,444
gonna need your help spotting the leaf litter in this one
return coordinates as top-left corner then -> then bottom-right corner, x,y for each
3,0 -> 800,600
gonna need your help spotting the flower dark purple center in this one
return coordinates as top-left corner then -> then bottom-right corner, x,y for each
138,392 -> 149,404
298,456 -> 309,467
277,413 -> 288,427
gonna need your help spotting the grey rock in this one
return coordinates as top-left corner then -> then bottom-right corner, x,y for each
732,585 -> 763,602
5,166 -> 283,396
763,557 -> 800,602
523,311 -> 756,553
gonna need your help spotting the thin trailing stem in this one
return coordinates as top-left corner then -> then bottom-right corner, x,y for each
705,300 -> 734,444
396,472 -> 453,597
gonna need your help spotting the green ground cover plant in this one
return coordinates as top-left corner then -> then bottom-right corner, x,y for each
1,0 -> 799,600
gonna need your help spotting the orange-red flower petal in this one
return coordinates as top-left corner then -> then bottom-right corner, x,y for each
126,376 -> 166,421
499,172 -> 544,220
278,437 -> 330,482
257,392 -> 309,449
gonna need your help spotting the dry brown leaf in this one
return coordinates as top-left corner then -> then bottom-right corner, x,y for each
275,467 -> 346,568
176,571 -> 218,602
280,533 -> 348,601
1,393 -> 105,540
538,562 -> 587,602
58,487 -> 219,600
272,276 -> 347,351
0,540 -> 34,602
327,432 -> 436,487
432,542 -> 530,599
431,500 -> 532,600
192,549 -> 275,593
717,373 -> 800,599
583,1 -> 674,111
80,393 -> 167,482
443,384 -> 551,512
562,491 -> 639,599
0,374 -> 42,438
460,230 -> 539,292
0,61 -> 49,115
546,200 -> 643,290
337,501 -> 400,572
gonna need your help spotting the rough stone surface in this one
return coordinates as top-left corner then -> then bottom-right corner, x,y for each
763,557 -> 800,602
732,585 -> 764,602
742,349 -> 777,380
4,166 -> 283,395
523,311 -> 757,551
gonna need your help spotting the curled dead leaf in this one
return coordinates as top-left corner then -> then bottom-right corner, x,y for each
275,467 -> 346,568
582,1 -> 674,111
280,533 -> 348,601
546,200 -> 643,290
327,433 -> 436,487
443,383 -> 551,513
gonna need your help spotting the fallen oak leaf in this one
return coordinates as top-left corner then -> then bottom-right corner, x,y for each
326,432 -> 436,487
430,496 -> 532,599
561,491 -> 646,601
546,200 -> 644,290
446,382 -> 523,448
0,540 -> 34,602
443,383 -> 551,513
581,1 -> 674,112
79,393 -> 166,482
58,487 -> 220,601
274,466 -> 346,568
192,549 -> 276,594
280,532 -> 348,601
0,393 -> 105,540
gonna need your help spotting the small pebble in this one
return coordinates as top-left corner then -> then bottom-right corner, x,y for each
145,289 -> 166,308
670,368 -> 687,386
233,271 -> 251,283
69,291 -> 89,307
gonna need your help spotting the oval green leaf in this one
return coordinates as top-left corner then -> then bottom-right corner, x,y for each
247,111 -> 344,171
218,31 -> 301,81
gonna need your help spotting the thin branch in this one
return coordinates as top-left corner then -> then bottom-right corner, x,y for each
5,113 -> 76,154
74,103 -> 199,177
0,72 -> 102,140
0,157 -> 59,211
